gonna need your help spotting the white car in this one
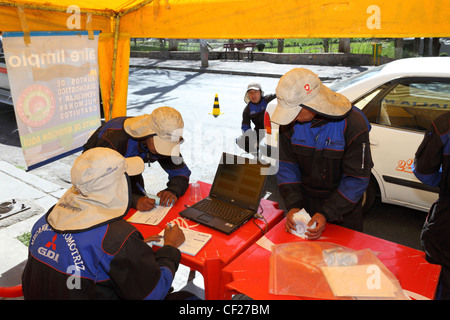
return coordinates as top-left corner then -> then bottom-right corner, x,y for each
0,45 -> 13,106
261,57 -> 450,213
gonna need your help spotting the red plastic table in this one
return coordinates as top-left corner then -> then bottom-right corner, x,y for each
125,181 -> 284,300
221,218 -> 441,300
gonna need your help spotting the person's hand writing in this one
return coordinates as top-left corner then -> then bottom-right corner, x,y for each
157,190 -> 178,207
163,224 -> 185,248
136,196 -> 156,212
305,213 -> 326,240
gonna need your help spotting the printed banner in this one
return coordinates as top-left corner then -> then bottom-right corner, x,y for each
2,31 -> 101,170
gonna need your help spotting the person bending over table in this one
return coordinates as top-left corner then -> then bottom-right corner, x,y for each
271,68 -> 373,239
83,106 -> 191,211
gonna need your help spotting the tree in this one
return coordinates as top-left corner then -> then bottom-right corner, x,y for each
395,38 -> 403,59
200,39 -> 208,68
277,39 -> 284,53
432,38 -> 441,56
323,38 -> 330,53
168,39 -> 179,51
338,38 -> 350,53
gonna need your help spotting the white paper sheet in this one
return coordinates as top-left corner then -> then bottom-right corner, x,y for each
127,206 -> 171,226
152,227 -> 212,256
256,236 -> 275,252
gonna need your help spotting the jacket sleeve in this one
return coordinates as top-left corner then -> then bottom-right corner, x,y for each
321,112 -> 373,223
265,93 -> 276,104
108,230 -> 181,300
413,121 -> 444,187
275,125 -> 303,211
158,155 -> 191,197
241,105 -> 251,132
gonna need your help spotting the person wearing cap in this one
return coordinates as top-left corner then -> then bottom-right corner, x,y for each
83,106 -> 191,211
272,68 -> 373,239
236,82 -> 276,155
22,148 -> 191,300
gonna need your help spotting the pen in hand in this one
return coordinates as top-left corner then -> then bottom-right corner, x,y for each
136,183 -> 156,211
136,182 -> 150,198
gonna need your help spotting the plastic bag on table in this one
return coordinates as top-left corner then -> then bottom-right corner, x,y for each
268,242 -> 409,300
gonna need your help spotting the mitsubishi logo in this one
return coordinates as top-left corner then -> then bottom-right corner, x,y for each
38,234 -> 59,263
45,234 -> 57,250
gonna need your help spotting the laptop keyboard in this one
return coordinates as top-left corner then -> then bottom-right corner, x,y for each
193,199 -> 249,225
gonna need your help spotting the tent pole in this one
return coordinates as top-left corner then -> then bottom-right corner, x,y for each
108,15 -> 120,121
105,0 -> 154,120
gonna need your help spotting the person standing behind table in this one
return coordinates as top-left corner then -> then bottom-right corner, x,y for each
22,148 -> 192,300
271,68 -> 373,239
412,112 -> 450,300
236,82 -> 276,155
83,106 -> 191,212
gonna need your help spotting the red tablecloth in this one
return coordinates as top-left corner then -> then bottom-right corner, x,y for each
221,218 -> 441,300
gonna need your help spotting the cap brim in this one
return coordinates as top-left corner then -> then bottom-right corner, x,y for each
124,115 -> 156,139
270,100 -> 302,125
153,135 -> 181,157
302,84 -> 351,118
125,156 -> 145,176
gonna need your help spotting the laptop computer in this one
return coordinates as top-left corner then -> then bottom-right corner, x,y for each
179,152 -> 270,234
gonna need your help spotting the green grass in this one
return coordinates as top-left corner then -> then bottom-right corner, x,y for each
17,232 -> 31,247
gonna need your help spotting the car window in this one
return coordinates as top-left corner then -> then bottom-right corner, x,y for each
329,66 -> 383,92
362,79 -> 450,132
354,89 -> 383,110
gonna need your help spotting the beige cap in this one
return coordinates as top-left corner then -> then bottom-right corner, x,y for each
271,68 -> 351,125
123,106 -> 184,156
47,148 -> 145,232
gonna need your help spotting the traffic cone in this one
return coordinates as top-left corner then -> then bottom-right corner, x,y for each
209,93 -> 223,117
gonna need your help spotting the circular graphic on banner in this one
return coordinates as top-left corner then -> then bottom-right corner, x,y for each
16,84 -> 56,127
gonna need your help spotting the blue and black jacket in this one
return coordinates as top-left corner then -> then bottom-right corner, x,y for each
241,94 -> 276,133
22,213 -> 180,299
413,112 -> 450,270
413,112 -> 450,198
83,117 -> 191,203
276,106 -> 373,230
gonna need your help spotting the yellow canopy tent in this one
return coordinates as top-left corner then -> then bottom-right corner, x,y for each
0,0 -> 449,119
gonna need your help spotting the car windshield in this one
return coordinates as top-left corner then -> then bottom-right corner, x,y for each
329,65 -> 384,92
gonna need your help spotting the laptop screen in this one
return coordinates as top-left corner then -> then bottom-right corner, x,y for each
209,153 -> 269,211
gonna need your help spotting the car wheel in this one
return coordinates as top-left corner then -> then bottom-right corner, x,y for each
362,176 -> 378,214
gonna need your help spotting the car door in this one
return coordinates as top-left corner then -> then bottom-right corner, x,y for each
357,78 -> 450,212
